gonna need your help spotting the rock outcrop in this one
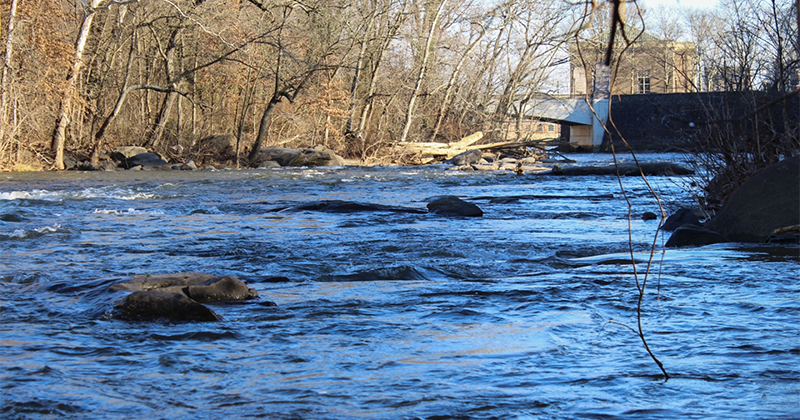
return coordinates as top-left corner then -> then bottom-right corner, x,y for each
110,146 -> 148,162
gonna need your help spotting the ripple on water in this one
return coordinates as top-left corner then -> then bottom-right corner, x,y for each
0,161 -> 798,419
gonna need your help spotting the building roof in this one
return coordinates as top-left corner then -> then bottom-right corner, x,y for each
525,98 -> 599,125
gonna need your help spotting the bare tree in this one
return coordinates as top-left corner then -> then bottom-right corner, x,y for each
247,1 -> 346,162
0,0 -> 21,166
491,1 -> 571,132
51,0 -> 110,170
399,0 -> 448,143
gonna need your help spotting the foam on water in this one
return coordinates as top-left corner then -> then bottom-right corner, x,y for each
0,187 -> 160,201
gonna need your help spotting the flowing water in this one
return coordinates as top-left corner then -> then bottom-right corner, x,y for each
1,154 -> 798,419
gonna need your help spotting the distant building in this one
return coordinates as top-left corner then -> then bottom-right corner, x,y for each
569,30 -> 697,96
496,118 -> 561,141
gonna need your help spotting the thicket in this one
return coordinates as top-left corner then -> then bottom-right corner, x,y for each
0,0 -> 796,178
0,0 -> 581,170
685,91 -> 799,212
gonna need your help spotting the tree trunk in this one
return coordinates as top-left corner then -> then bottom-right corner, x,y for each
0,0 -> 21,165
399,0 -> 447,144
91,27 -> 137,165
430,25 -> 486,142
147,27 -> 181,150
248,97 -> 280,162
52,1 -> 103,170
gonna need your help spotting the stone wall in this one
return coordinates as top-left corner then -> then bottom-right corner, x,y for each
602,92 -> 799,152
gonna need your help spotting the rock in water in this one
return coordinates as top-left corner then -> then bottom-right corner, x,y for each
427,196 -> 483,217
665,156 -> 800,247
642,211 -> 658,221
116,291 -> 220,322
448,149 -> 483,166
111,272 -> 260,322
661,208 -> 701,231
120,152 -> 170,169
251,145 -> 344,167
110,146 -> 148,162
548,162 -> 693,176
665,225 -> 727,247
185,276 -> 259,303
704,156 -> 800,243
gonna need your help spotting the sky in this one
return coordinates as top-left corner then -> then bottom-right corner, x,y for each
637,0 -> 720,10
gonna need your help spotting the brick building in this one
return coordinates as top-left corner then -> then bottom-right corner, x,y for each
570,31 -> 697,96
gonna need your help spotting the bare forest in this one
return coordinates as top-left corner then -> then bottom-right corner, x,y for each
0,0 -> 797,171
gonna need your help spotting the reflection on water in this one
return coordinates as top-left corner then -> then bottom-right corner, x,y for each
1,154 -> 798,419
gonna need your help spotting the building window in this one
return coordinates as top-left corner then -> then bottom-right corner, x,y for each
637,69 -> 651,94
536,124 -> 543,132
548,125 -> 554,132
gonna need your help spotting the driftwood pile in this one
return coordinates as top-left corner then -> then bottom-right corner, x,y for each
394,131 -> 561,166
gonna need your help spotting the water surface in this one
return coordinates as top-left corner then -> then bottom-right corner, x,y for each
1,154 -> 798,419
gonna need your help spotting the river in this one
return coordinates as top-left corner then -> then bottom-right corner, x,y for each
1,153 -> 797,419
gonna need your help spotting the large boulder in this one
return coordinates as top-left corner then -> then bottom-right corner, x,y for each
665,225 -> 727,247
251,145 -> 344,167
448,149 -> 483,166
427,196 -> 483,217
111,272 -> 259,322
704,155 -> 800,243
660,208 -> 702,231
120,152 -> 170,169
666,156 -> 800,247
110,146 -> 148,162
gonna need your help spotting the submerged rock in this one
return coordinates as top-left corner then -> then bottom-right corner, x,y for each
270,200 -> 427,214
111,272 -> 259,322
427,196 -> 483,217
1,213 -> 24,222
549,162 -> 693,176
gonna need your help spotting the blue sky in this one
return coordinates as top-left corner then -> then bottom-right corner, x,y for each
638,0 -> 719,9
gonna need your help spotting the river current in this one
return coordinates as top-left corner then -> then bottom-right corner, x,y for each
1,153 -> 798,419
